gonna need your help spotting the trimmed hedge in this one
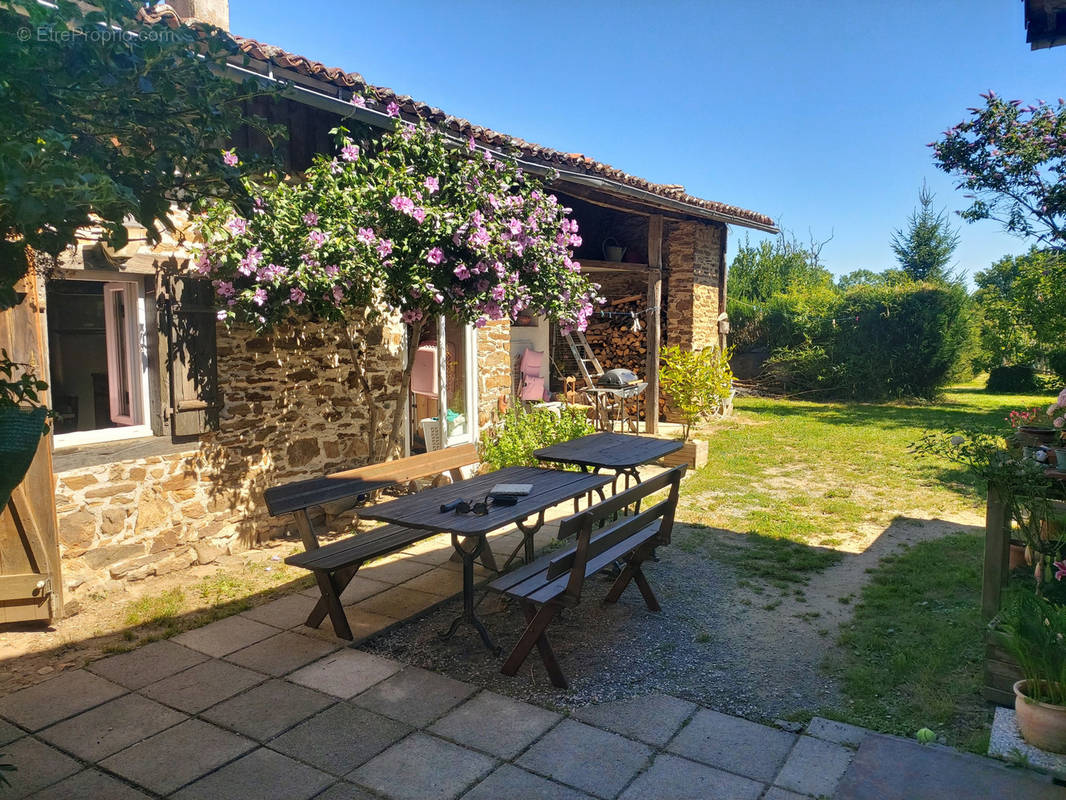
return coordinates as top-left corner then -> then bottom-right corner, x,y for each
759,283 -> 970,401
985,365 -> 1039,393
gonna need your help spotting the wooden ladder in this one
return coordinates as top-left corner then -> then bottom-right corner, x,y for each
564,331 -> 604,390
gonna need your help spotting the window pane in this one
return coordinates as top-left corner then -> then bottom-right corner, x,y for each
110,288 -> 132,420
46,281 -> 111,432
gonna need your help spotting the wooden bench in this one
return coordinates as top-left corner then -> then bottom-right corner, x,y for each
266,444 -> 482,640
488,465 -> 685,687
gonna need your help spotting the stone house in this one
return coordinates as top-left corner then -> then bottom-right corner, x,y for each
47,0 -> 776,598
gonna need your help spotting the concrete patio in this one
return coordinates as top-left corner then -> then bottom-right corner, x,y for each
0,593 -> 1063,799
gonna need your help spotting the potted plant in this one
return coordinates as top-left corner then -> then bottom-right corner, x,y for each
0,349 -> 50,514
658,344 -> 734,470
1001,590 -> 1066,752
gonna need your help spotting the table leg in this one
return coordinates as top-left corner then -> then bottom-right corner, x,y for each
439,532 -> 499,654
515,509 -> 546,563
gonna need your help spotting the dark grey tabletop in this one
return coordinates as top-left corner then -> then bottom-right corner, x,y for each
533,432 -> 684,471
357,466 -> 612,536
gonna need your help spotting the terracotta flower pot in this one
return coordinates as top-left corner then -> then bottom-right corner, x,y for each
1018,426 -> 1059,447
1014,680 -> 1066,753
1009,540 -> 1028,571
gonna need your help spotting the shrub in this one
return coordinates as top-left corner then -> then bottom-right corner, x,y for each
480,405 -> 594,470
762,345 -> 840,396
986,365 -> 1039,393
659,345 -> 735,439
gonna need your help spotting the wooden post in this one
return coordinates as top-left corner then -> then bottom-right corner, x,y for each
982,484 -> 1010,621
718,222 -> 729,351
645,215 -> 663,435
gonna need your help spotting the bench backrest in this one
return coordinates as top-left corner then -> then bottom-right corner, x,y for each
547,466 -> 685,603
326,442 -> 479,484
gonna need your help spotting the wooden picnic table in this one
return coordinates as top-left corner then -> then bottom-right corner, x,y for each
534,432 -> 684,493
358,465 -> 612,652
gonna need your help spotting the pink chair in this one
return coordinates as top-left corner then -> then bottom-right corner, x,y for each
518,348 -> 549,402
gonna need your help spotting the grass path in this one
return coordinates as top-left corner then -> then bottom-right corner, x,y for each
674,380 -> 1054,750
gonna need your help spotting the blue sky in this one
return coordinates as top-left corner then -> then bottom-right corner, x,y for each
232,0 -> 1066,281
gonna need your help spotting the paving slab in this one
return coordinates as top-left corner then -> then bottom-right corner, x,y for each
269,703 -> 411,776
571,693 -> 697,747
461,763 -> 594,800
87,640 -> 207,690
358,586 -> 443,619
293,606 -> 399,644
311,782 -> 380,800
351,666 -> 476,727
806,716 -> 869,749
357,558 -> 433,585
22,768 -> 152,800
762,788 -> 810,800
201,678 -> 335,741
0,736 -> 81,800
0,670 -> 125,731
224,630 -> 339,676
774,735 -> 853,797
0,719 -> 23,747
428,690 -> 561,759
399,567 -> 463,598
339,575 -> 393,605
989,706 -> 1066,778
173,615 -> 280,657
139,658 -> 264,713
37,693 -> 185,761
350,732 -> 497,800
516,719 -> 653,799
99,718 -> 254,795
288,649 -> 402,699
172,746 -> 335,800
834,732 -> 1066,800
242,594 -> 322,629
666,707 -> 796,783
618,753 -> 765,800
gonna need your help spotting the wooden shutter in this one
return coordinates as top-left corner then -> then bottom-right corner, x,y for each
163,276 -> 219,439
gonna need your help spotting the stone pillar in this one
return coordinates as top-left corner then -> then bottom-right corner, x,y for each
476,319 -> 511,428
170,0 -> 229,29
664,219 -> 724,351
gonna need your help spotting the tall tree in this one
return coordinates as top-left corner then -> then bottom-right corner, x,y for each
0,0 -> 273,308
890,181 -> 960,282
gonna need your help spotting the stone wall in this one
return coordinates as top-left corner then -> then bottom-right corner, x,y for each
664,219 -> 725,351
55,314 -> 407,595
476,319 -> 510,427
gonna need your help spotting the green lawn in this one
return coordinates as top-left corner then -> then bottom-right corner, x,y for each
680,379 -> 1055,750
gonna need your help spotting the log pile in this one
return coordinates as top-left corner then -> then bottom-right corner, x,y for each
578,294 -> 651,421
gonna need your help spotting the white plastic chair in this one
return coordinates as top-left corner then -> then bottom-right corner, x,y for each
421,417 -> 443,452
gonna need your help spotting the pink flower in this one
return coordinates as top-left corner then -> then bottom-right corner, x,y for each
324,264 -> 340,278
491,284 -> 506,301
412,207 -> 426,224
390,195 -> 415,214
225,217 -> 247,235
508,218 -> 523,236
468,228 -> 490,249
252,288 -> 268,307
350,94 -> 366,107
357,227 -> 376,245
216,309 -> 227,321
427,247 -> 445,265
238,247 -> 263,276
222,149 -> 238,167
332,285 -> 344,304
424,176 -> 440,194
376,239 -> 394,258
308,230 -> 327,248
467,136 -> 476,151
341,144 -> 359,162
400,123 -> 415,141
454,264 -> 470,280
289,287 -> 306,305
475,317 -> 487,328
194,254 -> 213,276
433,292 -> 444,304
1056,560 -> 1066,581
386,101 -> 400,117
1056,417 -> 1065,429
302,211 -> 319,226
401,309 -> 423,323
214,280 -> 234,298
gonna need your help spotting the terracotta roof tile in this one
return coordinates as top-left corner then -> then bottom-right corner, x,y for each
140,4 -> 775,229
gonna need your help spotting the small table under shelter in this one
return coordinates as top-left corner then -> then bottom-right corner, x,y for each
534,432 -> 684,495
358,465 -> 613,652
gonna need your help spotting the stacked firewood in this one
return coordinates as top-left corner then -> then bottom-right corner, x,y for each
581,294 -> 650,420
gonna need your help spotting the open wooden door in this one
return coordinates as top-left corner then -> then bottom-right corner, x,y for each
0,268 -> 63,623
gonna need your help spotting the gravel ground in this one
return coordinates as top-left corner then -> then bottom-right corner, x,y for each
363,522 -> 841,722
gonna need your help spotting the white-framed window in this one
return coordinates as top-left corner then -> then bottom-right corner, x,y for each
47,274 -> 152,449
408,316 -> 478,454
